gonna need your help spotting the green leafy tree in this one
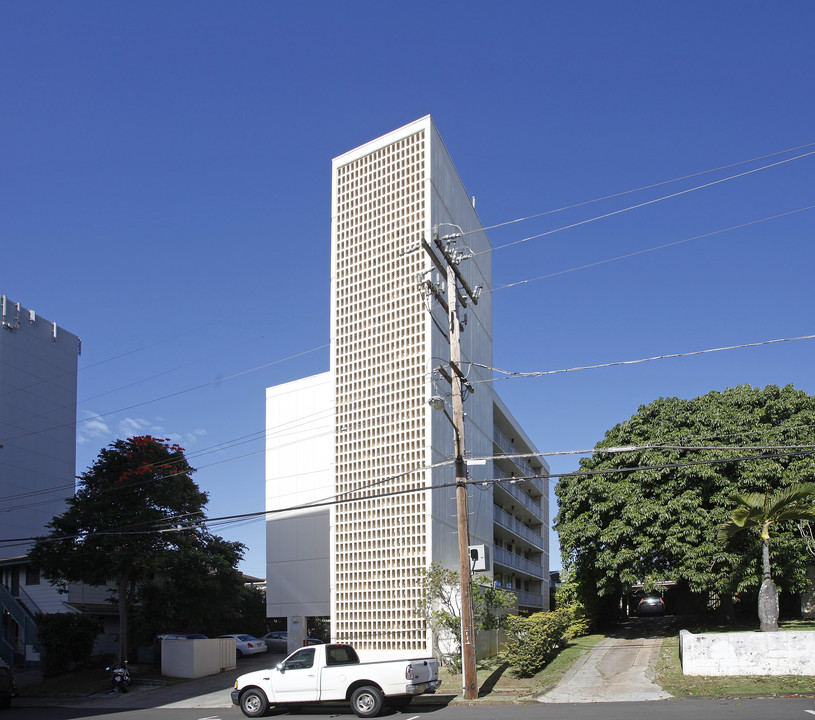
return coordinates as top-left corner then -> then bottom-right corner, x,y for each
133,532 -> 249,642
718,483 -> 815,631
420,562 -> 515,670
555,384 -> 815,622
30,436 -> 239,661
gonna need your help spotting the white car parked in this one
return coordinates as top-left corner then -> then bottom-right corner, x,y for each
219,634 -> 267,657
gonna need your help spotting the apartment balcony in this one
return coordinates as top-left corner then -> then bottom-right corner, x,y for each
494,469 -> 543,519
493,427 -> 545,493
493,546 -> 545,580
493,506 -> 544,550
511,589 -> 546,610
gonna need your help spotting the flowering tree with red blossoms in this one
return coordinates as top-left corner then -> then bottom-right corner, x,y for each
31,436 -> 218,662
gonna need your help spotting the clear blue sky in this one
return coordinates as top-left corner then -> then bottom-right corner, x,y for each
3,1 -> 814,578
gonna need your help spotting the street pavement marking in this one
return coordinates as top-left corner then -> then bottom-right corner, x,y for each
804,711 -> 815,715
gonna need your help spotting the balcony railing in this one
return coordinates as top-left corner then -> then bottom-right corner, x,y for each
512,589 -> 546,609
493,428 -> 545,492
493,546 -> 546,580
493,506 -> 544,550
494,469 -> 543,518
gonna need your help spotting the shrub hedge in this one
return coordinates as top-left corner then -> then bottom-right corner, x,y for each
504,606 -> 582,677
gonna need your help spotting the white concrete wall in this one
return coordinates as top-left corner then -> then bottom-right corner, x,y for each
680,629 -> 815,675
265,373 -> 333,619
161,638 -> 236,678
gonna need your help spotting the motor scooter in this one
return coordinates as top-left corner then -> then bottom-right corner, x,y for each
107,661 -> 131,693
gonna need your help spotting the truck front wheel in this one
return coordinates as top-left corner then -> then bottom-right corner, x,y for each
350,685 -> 383,718
240,688 -> 269,717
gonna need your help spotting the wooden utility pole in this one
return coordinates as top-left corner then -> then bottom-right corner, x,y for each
421,226 -> 479,701
447,257 -> 478,700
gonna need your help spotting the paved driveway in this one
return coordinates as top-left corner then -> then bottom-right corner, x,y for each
538,617 -> 677,703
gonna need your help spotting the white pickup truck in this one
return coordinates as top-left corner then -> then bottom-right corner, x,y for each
231,642 -> 440,717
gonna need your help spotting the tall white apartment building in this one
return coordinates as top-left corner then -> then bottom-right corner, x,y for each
0,296 -> 81,561
266,117 -> 548,657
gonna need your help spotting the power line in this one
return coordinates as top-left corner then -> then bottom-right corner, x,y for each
5,327 -> 813,512
0,343 -> 329,445
462,141 -> 815,239
5,327 -> 813,511
8,446 -> 815,550
492,204 -> 815,291
472,149 -> 815,258
469,332 -> 815,381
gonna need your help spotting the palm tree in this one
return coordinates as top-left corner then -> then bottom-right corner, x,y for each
717,482 -> 815,632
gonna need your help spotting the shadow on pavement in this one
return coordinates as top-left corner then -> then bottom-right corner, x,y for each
605,615 -> 685,639
14,650 -> 455,717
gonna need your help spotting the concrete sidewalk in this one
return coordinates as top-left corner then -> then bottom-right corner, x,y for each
538,618 -> 674,704
14,651 -> 278,709
16,619 -> 677,709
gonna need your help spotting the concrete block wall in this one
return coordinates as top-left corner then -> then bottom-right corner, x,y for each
680,629 -> 815,675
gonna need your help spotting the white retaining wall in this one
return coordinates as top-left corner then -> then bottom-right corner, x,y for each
680,629 -> 815,675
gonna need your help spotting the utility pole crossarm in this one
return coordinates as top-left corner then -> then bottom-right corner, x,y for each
449,361 -> 475,394
425,237 -> 468,308
433,235 -> 479,305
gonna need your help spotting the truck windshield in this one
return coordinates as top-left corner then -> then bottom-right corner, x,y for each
284,648 -> 315,670
325,644 -> 360,665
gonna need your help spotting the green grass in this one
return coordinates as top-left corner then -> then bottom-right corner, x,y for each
655,619 -> 815,697
437,618 -> 815,702
437,633 -> 606,701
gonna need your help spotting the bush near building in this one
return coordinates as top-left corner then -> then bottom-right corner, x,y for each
36,613 -> 102,677
504,607 -> 584,677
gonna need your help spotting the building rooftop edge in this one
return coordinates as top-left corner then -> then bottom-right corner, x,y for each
1,293 -> 81,342
332,115 -> 434,166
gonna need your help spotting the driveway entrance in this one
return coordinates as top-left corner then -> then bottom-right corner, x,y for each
538,617 -> 676,703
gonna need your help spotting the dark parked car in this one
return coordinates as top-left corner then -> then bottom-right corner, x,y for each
637,593 -> 665,616
156,633 -> 208,641
0,665 -> 17,708
260,631 -> 323,653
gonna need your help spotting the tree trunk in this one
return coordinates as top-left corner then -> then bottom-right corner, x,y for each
758,539 -> 779,632
717,591 -> 736,625
117,575 -> 131,662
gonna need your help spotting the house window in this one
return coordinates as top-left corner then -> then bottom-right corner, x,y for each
26,566 -> 40,585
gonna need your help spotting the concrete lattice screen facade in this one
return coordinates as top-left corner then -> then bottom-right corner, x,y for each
266,117 -> 549,658
332,129 -> 429,651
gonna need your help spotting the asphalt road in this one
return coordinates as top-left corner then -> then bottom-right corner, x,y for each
10,618 -> 815,719
5,697 -> 815,720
